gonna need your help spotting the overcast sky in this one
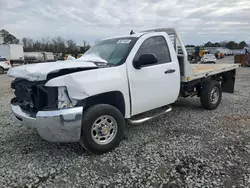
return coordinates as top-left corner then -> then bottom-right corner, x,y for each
1,0 -> 250,45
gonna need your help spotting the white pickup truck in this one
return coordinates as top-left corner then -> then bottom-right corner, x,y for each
8,28 -> 239,154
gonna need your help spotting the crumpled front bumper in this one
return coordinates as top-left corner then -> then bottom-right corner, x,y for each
11,104 -> 83,142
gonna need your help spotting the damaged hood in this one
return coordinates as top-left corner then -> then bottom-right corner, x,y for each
7,60 -> 98,81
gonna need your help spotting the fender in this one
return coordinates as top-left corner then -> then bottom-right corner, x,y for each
45,64 -> 131,118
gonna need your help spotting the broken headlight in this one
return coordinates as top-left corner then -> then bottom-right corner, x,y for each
58,86 -> 78,109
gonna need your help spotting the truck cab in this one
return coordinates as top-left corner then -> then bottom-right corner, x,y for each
8,28 -> 239,154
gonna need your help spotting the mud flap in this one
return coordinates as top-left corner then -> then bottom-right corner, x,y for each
221,70 -> 236,94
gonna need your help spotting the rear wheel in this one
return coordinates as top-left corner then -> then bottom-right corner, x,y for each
0,67 -> 4,74
200,81 -> 222,110
80,104 -> 125,154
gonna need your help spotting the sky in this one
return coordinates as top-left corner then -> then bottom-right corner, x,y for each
1,0 -> 250,45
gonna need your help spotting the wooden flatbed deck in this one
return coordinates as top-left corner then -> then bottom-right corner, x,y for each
190,63 -> 240,81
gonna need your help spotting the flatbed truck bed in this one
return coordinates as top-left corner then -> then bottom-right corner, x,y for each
191,64 -> 240,80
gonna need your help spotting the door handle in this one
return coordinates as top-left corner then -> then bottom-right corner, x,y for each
165,69 -> 176,74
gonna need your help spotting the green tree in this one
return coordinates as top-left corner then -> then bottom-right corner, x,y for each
214,42 -> 221,47
238,41 -> 248,49
0,29 -> 19,44
225,41 -> 236,49
204,41 -> 212,47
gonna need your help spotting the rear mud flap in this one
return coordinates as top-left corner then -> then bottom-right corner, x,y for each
221,70 -> 236,94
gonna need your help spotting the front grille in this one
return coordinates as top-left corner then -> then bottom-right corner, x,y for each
11,78 -> 58,112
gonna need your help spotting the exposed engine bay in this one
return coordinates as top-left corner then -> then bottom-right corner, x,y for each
11,78 -> 58,114
10,67 -> 97,114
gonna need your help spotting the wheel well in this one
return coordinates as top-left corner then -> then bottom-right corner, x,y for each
81,91 -> 126,116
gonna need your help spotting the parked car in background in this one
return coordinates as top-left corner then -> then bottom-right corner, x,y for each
0,56 -> 12,74
225,51 -> 233,56
228,50 -> 234,56
201,54 -> 217,64
219,48 -> 234,56
215,50 -> 224,59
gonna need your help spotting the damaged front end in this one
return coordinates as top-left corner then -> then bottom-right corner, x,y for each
11,78 -> 80,114
10,78 -> 83,142
11,78 -> 58,114
8,54 -> 113,143
57,86 -> 78,109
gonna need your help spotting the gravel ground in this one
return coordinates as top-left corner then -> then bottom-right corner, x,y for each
1,57 -> 250,188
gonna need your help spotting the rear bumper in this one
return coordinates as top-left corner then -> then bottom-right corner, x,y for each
11,104 -> 83,142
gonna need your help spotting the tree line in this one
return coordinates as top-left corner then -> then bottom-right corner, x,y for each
186,40 -> 249,49
0,29 -> 91,54
1,29 -> 249,53
21,37 -> 90,54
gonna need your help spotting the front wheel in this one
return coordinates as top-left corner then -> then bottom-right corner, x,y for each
80,104 -> 125,154
200,81 -> 222,110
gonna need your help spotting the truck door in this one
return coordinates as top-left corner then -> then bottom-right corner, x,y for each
126,33 -> 180,116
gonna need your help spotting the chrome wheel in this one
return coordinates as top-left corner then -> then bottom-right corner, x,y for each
91,115 -> 118,145
210,87 -> 219,104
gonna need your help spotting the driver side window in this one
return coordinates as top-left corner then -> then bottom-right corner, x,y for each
134,36 -> 172,64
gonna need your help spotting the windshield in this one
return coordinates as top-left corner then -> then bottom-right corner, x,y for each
82,37 -> 137,65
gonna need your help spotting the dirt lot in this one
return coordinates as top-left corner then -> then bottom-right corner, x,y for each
0,57 -> 250,187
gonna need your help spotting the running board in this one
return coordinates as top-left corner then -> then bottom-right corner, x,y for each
127,105 -> 172,125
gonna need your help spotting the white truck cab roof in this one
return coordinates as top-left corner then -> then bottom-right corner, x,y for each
100,32 -> 147,41
101,28 -> 178,41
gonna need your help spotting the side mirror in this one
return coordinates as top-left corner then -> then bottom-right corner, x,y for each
133,54 -> 158,69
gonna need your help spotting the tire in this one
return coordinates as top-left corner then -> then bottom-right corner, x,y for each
200,81 -> 222,110
80,104 -> 125,154
0,67 -> 4,74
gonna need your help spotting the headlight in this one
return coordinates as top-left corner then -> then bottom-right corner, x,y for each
58,86 -> 78,109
